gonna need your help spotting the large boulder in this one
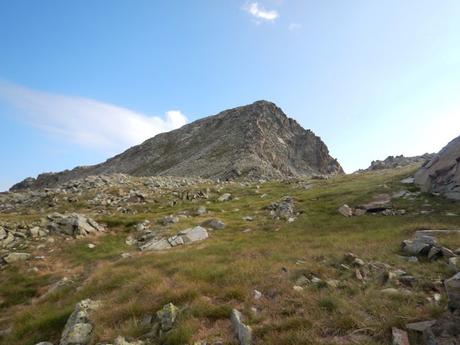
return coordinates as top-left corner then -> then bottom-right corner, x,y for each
415,135 -> 460,200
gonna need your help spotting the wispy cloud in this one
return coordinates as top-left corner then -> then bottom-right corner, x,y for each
243,2 -> 279,22
0,81 -> 188,154
288,22 -> 302,31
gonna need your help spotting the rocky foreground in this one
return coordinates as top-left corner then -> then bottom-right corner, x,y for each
1,165 -> 459,345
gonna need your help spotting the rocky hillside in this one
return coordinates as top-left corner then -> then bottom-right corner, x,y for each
1,167 -> 459,345
11,101 -> 343,191
365,153 -> 435,171
415,134 -> 460,200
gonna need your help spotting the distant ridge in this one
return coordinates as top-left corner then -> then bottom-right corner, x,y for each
11,100 -> 344,190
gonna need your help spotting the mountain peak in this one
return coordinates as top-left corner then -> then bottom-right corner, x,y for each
11,101 -> 343,190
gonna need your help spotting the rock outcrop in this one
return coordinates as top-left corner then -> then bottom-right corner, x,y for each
415,135 -> 460,200
365,153 -> 434,171
11,101 -> 343,191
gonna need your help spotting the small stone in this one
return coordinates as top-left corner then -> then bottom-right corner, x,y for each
405,320 -> 436,332
217,193 -> 232,202
338,204 -> 353,217
293,285 -> 304,292
242,216 -> 254,221
202,219 -> 226,230
87,243 -> 96,249
195,206 -> 207,216
253,290 -> 262,300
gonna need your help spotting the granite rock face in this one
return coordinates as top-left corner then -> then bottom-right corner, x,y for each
11,101 -> 343,190
415,135 -> 460,200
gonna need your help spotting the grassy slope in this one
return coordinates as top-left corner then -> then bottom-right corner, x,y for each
1,166 -> 460,345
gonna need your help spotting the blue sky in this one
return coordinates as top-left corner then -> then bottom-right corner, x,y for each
1,1 -> 460,191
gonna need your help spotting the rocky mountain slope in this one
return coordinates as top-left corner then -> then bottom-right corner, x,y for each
415,134 -> 460,200
11,101 -> 343,191
364,153 -> 435,171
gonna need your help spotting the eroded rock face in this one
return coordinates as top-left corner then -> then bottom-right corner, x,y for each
60,299 -> 100,345
10,101 -> 343,191
415,135 -> 460,200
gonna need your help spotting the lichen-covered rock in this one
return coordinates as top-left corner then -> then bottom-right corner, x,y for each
231,309 -> 252,345
60,299 -> 101,345
156,303 -> 179,332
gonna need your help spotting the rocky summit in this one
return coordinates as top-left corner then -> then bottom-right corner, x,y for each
10,101 -> 343,191
415,134 -> 460,200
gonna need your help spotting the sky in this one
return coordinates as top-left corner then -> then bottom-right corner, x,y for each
1,1 -> 460,191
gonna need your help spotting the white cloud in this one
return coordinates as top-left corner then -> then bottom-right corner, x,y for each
288,22 -> 302,31
243,2 -> 279,22
0,81 -> 188,154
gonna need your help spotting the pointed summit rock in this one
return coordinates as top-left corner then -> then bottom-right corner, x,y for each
11,101 -> 343,190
